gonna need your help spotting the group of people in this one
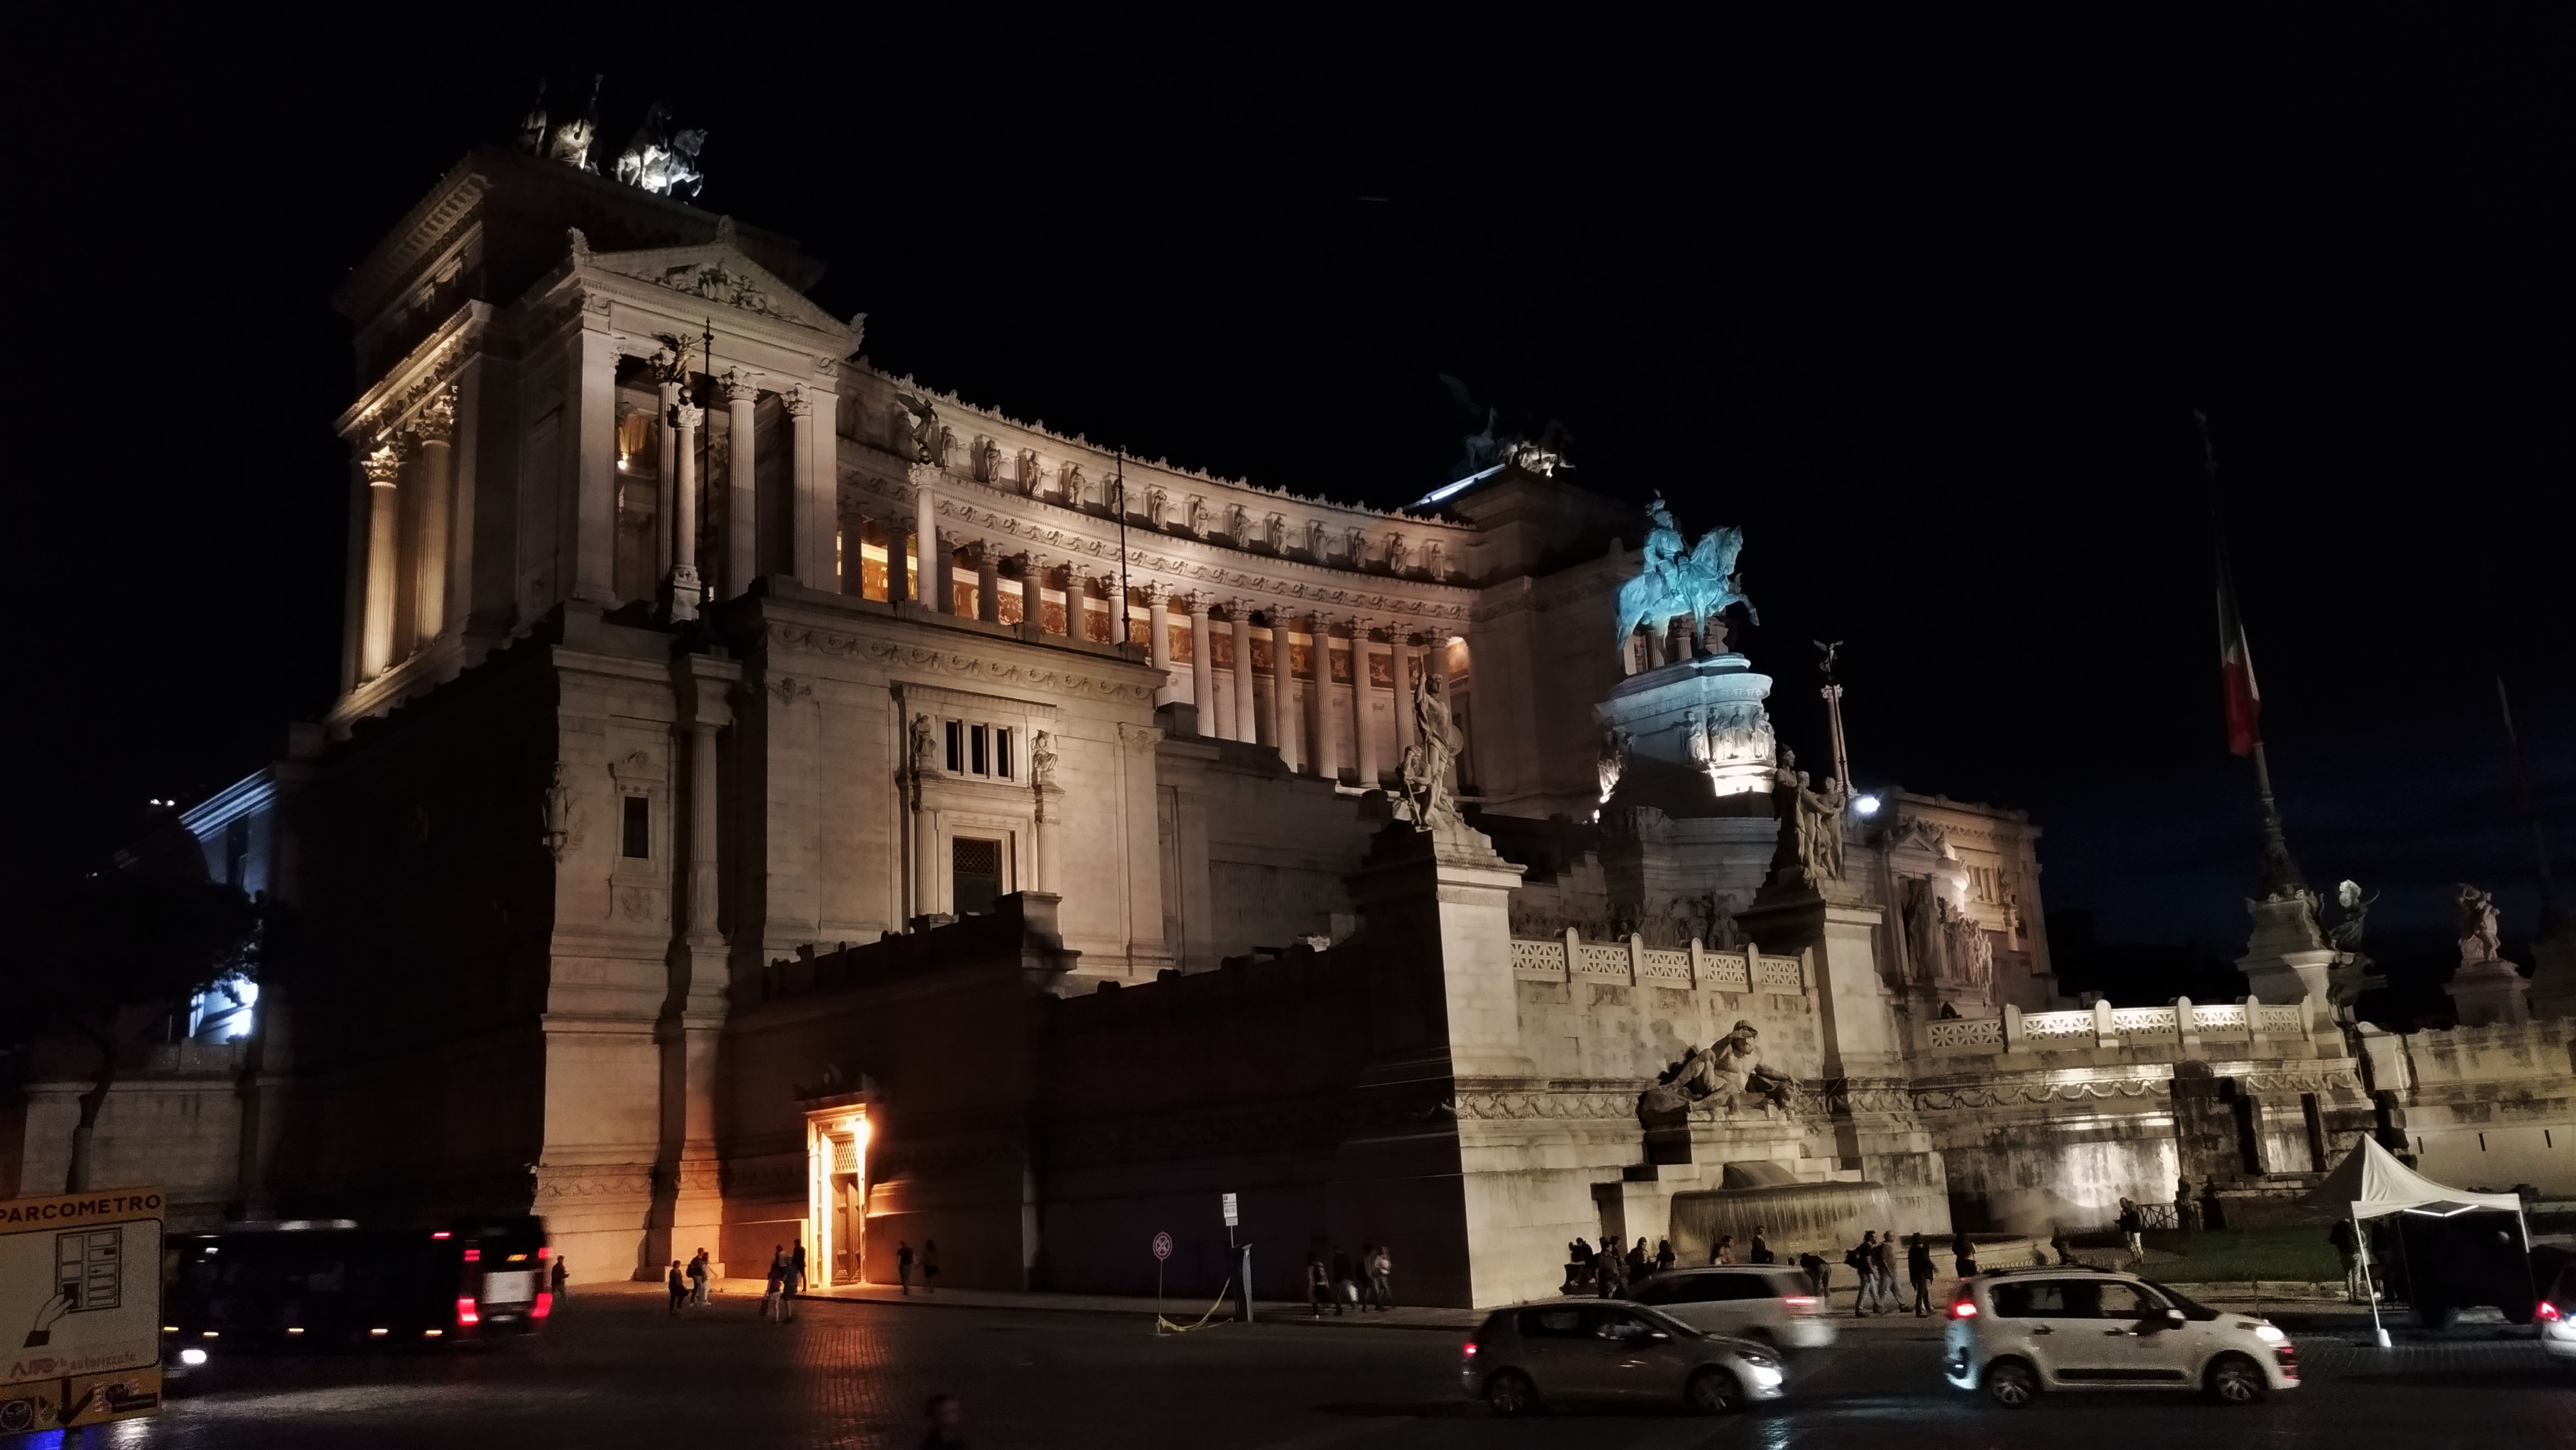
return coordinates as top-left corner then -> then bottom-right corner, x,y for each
1842,1230 -> 1980,1317
1302,1242 -> 1396,1315
662,1242 -> 815,1319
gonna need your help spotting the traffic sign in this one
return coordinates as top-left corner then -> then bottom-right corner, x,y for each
1221,1193 -> 1239,1228
1151,1231 -> 1173,1261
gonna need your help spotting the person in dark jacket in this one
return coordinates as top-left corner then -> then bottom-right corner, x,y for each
666,1260 -> 687,1315
897,1241 -> 915,1295
1907,1234 -> 1937,1316
1952,1231 -> 1978,1278
1750,1226 -> 1774,1264
1654,1238 -> 1676,1273
1799,1250 -> 1830,1299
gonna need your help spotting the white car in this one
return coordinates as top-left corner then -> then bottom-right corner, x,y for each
2541,1265 -> 2575,1367
1627,1266 -> 1838,1349
1942,1268 -> 2298,1407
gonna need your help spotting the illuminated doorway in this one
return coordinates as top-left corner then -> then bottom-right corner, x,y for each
802,1096 -> 870,1288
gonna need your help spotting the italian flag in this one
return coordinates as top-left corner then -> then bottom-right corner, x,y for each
2216,553 -> 2261,757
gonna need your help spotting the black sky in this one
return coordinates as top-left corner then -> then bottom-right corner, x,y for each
12,7 -> 2569,962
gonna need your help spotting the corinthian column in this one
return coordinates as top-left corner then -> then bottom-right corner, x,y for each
1307,614 -> 1339,781
413,392 -> 456,643
1267,613 -> 1299,771
1188,597 -> 1214,736
1349,619 -> 1378,786
913,474 -> 944,612
721,371 -> 759,598
1393,636 -> 1419,760
360,444 -> 402,677
1230,603 -> 1257,744
655,375 -> 681,578
1146,585 -> 1173,705
668,402 -> 705,621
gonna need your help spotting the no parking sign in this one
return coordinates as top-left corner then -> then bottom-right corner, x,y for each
1151,1231 -> 1173,1261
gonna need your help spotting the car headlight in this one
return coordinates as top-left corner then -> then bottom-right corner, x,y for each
1744,1362 -> 1784,1388
2253,1324 -> 2286,1343
178,1348 -> 209,1366
1735,1348 -> 1779,1367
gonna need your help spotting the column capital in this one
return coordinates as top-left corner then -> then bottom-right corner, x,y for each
1187,594 -> 1213,618
672,403 -> 705,431
362,446 -> 402,487
721,370 -> 759,404
414,388 -> 457,443
781,386 -> 814,418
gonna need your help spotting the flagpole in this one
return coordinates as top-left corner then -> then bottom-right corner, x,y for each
2200,411 -> 2305,898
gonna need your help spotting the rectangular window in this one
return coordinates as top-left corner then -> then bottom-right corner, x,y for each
952,836 -> 1003,916
970,725 -> 989,776
945,720 -> 964,774
995,728 -> 1013,780
621,795 -> 651,859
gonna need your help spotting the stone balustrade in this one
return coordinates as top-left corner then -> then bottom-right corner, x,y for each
1510,931 -> 1807,994
1918,995 -> 2317,1058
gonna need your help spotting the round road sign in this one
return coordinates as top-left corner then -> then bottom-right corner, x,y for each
1151,1231 -> 1174,1261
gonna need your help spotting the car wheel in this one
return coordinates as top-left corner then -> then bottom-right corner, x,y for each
1686,1367 -> 1743,1415
1984,1359 -> 2040,1409
2205,1354 -> 2267,1405
1484,1370 -> 1541,1417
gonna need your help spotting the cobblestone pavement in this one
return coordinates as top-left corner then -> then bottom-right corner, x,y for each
48,1283 -> 2575,1450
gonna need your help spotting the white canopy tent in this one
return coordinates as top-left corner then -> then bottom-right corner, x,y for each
2300,1137 -> 2530,1344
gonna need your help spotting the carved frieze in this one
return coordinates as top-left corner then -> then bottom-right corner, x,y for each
767,625 -> 1156,702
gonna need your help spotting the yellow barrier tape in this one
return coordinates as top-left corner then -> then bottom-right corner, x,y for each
1155,1280 -> 1235,1334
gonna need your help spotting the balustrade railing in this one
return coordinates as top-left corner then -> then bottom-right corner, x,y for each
1507,930 -> 1805,995
1917,995 -> 2318,1059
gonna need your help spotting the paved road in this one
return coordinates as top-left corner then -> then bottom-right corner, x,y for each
63,1286 -> 2573,1450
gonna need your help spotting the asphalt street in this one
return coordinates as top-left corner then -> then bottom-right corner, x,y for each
45,1285 -> 2574,1450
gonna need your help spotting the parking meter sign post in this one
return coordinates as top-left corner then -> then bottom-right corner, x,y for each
1151,1231 -> 1173,1334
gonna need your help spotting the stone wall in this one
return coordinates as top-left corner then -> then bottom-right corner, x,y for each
2366,1017 -> 2576,1193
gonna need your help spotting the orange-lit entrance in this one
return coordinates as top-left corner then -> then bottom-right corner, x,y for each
803,1096 -> 870,1288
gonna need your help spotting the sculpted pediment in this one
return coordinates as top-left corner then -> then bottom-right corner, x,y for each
581,232 -> 853,341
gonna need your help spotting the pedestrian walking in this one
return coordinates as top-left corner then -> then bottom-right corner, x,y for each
1848,1232 -> 1879,1316
1330,1245 -> 1355,1314
1366,1244 -> 1393,1310
790,1239 -> 807,1295
922,1240 -> 941,1296
1305,1247 -> 1332,1318
1711,1233 -> 1736,1265
2117,1198 -> 2145,1262
1654,1238 -> 1675,1273
1798,1250 -> 1829,1300
1595,1250 -> 1627,1299
1872,1230 -> 1898,1311
1749,1226 -> 1774,1265
897,1240 -> 916,1295
1907,1234 -> 1936,1316
762,1262 -> 785,1322
921,1394 -> 966,1449
666,1259 -> 687,1315
550,1254 -> 569,1306
688,1248 -> 710,1306
2329,1219 -> 2361,1302
1951,1230 -> 1978,1278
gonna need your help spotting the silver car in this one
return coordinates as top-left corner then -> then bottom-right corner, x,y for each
1461,1299 -> 1788,1415
1942,1268 -> 2298,1407
1628,1265 -> 1838,1349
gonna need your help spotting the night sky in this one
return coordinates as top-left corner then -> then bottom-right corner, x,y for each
17,9 -> 2568,1004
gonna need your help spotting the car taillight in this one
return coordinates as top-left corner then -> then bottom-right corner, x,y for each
430,1231 -> 451,1240
1782,1296 -> 1817,1310
1950,1299 -> 1978,1319
533,1292 -> 553,1320
2539,1301 -> 2562,1323
455,1297 -> 479,1327
1463,1341 -> 1477,1357
537,1246 -> 550,1260
464,1248 -> 480,1263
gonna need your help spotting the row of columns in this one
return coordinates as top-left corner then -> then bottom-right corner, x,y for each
358,391 -> 460,680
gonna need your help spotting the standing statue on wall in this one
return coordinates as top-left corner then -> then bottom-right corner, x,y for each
1399,671 -> 1466,832
1611,494 -> 1758,656
2456,883 -> 2503,964
1596,725 -> 1630,803
1031,730 -> 1059,789
1769,749 -> 1848,884
541,761 -> 573,861
908,712 -> 937,780
896,395 -> 941,464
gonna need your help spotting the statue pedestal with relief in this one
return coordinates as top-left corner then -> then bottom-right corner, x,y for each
1595,654 -> 1777,806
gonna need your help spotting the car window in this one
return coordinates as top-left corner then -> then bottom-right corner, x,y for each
1587,1308 -> 1659,1341
2094,1282 -> 2160,1319
1628,1277 -> 1677,1306
1757,1269 -> 1810,1297
1992,1280 -> 2102,1318
1517,1307 -> 1588,1339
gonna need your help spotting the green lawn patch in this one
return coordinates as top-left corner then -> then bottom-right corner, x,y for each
2135,1225 -> 2343,1283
